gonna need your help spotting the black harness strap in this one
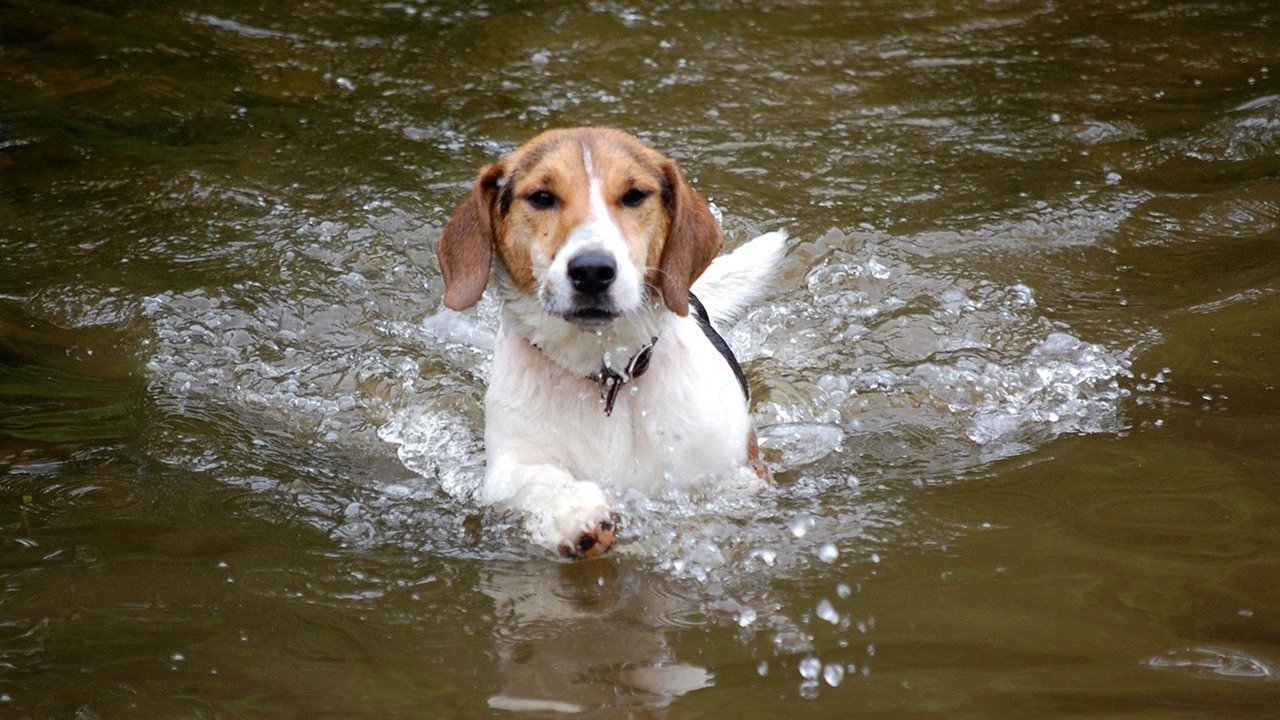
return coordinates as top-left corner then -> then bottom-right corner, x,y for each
688,291 -> 750,401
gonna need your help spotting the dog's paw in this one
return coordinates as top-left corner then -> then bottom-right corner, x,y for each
557,510 -> 620,560
510,477 -> 618,559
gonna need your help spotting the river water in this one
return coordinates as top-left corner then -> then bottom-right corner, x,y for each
3,0 -> 1279,717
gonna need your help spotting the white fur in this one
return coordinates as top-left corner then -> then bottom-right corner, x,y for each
483,232 -> 786,553
691,230 -> 788,327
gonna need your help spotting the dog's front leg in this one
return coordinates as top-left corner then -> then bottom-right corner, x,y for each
483,457 -> 618,559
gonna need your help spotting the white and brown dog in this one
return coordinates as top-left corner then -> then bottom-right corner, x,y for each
437,127 -> 785,559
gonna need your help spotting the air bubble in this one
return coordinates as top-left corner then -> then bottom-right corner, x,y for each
788,515 -> 814,538
816,599 -> 839,625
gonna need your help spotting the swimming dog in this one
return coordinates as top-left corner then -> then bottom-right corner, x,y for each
437,127 -> 785,558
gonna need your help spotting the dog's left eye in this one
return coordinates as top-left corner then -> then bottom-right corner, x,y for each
526,190 -> 557,209
620,188 -> 650,208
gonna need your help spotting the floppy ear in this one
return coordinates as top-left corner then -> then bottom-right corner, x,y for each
658,161 -> 723,316
437,163 -> 504,311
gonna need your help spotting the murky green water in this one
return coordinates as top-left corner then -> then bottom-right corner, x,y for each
3,0 -> 1280,717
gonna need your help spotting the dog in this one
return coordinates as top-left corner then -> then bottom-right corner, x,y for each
437,127 -> 785,558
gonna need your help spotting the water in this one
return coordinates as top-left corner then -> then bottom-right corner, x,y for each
4,0 -> 1280,717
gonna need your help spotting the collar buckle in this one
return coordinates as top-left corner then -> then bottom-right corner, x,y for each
594,337 -> 656,417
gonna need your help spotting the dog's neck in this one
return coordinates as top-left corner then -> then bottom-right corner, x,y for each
499,293 -> 668,380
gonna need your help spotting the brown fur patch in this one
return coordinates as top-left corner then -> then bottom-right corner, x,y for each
656,161 -> 722,315
746,428 -> 773,484
437,163 -> 503,310
440,128 -> 715,312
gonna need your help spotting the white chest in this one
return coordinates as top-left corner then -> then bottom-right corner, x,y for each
483,315 -> 752,494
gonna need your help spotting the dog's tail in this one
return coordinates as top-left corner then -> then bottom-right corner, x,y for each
691,230 -> 788,327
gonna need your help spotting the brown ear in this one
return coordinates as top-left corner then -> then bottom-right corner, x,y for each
437,163 -> 503,310
658,161 -> 723,316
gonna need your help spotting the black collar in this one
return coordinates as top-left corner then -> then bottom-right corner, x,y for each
533,291 -> 748,417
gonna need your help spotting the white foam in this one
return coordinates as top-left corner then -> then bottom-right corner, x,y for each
732,229 -> 1132,477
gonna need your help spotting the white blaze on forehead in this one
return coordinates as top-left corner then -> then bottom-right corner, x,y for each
575,143 -> 626,252
581,144 -> 610,226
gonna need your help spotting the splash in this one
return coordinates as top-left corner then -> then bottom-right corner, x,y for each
735,229 -> 1132,482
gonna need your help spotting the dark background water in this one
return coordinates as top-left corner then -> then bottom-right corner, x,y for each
3,0 -> 1280,717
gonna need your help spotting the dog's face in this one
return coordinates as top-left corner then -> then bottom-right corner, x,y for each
437,128 -> 722,323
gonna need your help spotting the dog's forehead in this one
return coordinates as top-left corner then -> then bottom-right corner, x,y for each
505,129 -> 666,187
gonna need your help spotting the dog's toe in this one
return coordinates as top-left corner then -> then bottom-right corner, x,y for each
559,512 -> 619,560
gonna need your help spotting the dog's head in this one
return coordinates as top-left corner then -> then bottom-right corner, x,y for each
437,128 -> 722,324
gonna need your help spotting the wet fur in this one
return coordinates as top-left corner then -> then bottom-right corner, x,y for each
437,127 -> 786,557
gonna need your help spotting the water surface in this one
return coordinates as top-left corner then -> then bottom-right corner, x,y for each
3,0 -> 1280,717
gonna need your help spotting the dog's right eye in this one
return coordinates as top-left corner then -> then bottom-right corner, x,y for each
526,190 -> 557,209
620,188 -> 651,208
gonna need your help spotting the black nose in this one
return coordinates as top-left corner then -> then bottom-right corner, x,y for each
566,251 -> 617,295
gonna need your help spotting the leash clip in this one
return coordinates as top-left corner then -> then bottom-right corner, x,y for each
595,338 -> 656,417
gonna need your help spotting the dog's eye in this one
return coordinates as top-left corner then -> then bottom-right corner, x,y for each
526,190 -> 557,209
620,188 -> 650,208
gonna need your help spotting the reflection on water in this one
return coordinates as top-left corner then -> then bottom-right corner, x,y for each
4,0 -> 1280,716
1147,646 -> 1276,681
483,561 -> 714,713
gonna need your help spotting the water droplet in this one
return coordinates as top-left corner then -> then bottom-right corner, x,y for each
816,543 -> 838,563
823,663 -> 845,687
788,515 -> 813,538
757,660 -> 769,676
737,608 -> 757,627
816,599 -> 839,625
837,583 -> 852,599
798,656 -> 822,680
